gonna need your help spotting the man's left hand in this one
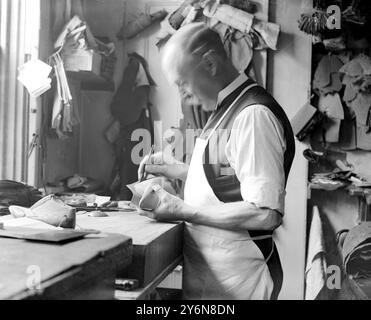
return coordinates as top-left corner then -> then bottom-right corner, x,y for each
138,184 -> 187,222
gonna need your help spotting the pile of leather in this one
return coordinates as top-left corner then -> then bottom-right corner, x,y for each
0,180 -> 42,215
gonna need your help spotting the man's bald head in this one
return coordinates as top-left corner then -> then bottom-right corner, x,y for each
161,23 -> 228,84
160,23 -> 237,111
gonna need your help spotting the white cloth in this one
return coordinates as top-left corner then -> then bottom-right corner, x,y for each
305,206 -> 327,300
203,3 -> 254,34
220,73 -> 287,214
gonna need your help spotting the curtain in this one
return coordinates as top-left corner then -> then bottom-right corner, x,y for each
0,0 -> 28,181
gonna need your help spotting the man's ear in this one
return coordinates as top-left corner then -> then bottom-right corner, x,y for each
202,50 -> 218,77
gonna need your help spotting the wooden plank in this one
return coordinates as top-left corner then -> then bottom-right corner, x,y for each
0,233 -> 132,300
76,212 -> 184,287
21,256 -> 116,300
115,256 -> 182,300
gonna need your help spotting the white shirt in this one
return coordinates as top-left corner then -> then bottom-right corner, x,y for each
221,73 -> 287,214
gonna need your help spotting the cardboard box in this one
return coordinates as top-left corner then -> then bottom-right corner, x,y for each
62,49 -> 102,76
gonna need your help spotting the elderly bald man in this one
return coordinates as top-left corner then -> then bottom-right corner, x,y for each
138,23 -> 295,300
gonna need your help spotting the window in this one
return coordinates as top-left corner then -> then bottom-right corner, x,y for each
0,0 -> 41,184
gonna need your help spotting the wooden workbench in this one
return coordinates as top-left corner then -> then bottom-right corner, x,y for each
76,211 -> 184,300
0,211 -> 183,300
0,233 -> 132,300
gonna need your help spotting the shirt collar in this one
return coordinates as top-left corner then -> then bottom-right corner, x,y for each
216,72 -> 249,110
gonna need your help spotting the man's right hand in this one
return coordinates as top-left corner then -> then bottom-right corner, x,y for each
138,151 -> 189,182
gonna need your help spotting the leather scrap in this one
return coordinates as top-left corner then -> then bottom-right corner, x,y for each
350,93 -> 371,126
357,124 -> 371,150
313,55 -> 343,95
318,93 -> 344,120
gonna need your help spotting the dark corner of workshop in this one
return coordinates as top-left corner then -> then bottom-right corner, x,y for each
0,0 -> 371,306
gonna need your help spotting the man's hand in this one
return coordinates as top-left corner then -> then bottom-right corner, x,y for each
138,184 -> 192,222
138,151 -> 189,182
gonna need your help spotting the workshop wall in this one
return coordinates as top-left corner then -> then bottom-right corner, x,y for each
267,0 -> 312,300
78,0 -> 127,187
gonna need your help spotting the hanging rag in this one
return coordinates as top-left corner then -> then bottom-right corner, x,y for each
50,15 -> 110,139
108,53 -> 155,200
157,1 -> 280,67
50,53 -> 76,139
203,2 -> 280,50
156,3 -> 204,49
213,23 -> 254,72
220,0 -> 257,14
203,3 -> 254,34
305,206 -> 328,300
118,10 -> 168,40
110,53 -> 155,127
252,19 -> 280,51
168,1 -> 193,30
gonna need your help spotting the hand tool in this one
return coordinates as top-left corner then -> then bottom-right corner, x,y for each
140,144 -> 155,182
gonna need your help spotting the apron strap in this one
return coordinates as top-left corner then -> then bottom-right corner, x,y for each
249,230 -> 283,300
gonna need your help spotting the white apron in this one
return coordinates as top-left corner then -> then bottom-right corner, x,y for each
183,85 -> 274,300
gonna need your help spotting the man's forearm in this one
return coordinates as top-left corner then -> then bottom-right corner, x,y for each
178,162 -> 189,182
179,201 -> 282,232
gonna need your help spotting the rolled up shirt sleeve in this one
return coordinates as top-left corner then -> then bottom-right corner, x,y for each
225,105 -> 287,214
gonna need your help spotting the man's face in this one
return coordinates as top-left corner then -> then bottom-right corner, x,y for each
174,56 -> 217,111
